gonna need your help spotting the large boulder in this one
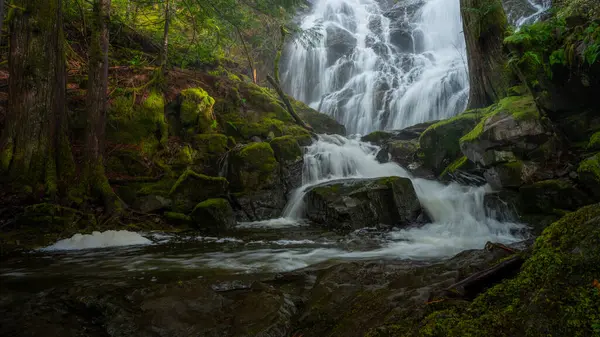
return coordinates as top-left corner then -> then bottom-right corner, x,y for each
419,111 -> 482,175
190,198 -> 236,233
519,178 -> 591,213
178,88 -> 216,133
228,142 -> 286,220
169,169 -> 229,212
303,176 -> 421,231
460,95 -> 550,167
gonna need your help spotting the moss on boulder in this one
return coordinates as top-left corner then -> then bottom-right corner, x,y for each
577,153 -> 600,199
191,133 -> 229,174
419,111 -> 482,174
587,132 -> 600,151
361,131 -> 393,145
418,203 -> 600,336
190,198 -> 236,233
228,143 -> 279,193
269,136 -> 302,163
179,88 -> 216,133
460,95 -> 548,166
169,169 -> 229,212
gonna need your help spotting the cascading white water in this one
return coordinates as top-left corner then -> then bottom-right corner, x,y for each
281,0 -> 469,134
282,135 -> 525,256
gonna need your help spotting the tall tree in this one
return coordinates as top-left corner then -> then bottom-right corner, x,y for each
85,0 -> 121,211
461,0 -> 512,109
159,0 -> 170,75
1,0 -> 74,198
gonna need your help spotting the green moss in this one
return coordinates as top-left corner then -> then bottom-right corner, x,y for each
269,136 -> 302,163
519,178 -> 590,213
138,178 -> 177,196
0,139 -> 13,174
190,198 -> 234,232
179,88 -> 216,133
440,156 -> 472,179
419,204 -> 600,337
168,169 -> 228,212
578,153 -> 600,179
587,132 -> 600,151
461,95 -> 539,143
229,143 -> 278,192
419,111 -> 482,173
164,212 -> 193,225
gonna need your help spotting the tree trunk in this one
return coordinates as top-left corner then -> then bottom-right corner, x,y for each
159,0 -> 170,74
0,0 -> 5,49
267,75 -> 313,132
86,0 -> 122,212
1,0 -> 73,198
461,0 -> 512,109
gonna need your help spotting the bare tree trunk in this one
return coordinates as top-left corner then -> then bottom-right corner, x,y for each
461,0 -> 512,109
85,0 -> 122,211
159,0 -> 170,74
1,0 -> 73,198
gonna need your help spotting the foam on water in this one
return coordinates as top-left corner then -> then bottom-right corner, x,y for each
41,230 -> 153,251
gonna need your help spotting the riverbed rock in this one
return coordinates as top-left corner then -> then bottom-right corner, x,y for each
169,169 -> 229,212
190,198 -> 236,232
303,176 -> 421,231
270,136 -> 304,195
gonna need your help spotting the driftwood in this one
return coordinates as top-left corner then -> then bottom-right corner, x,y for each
443,255 -> 524,299
266,75 -> 313,132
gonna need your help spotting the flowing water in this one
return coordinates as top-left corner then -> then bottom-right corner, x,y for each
282,0 -> 469,134
1,0 -> 539,287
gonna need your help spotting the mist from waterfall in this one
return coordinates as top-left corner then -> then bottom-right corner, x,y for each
281,0 -> 469,134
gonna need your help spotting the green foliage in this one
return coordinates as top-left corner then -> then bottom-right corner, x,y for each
582,22 -> 600,65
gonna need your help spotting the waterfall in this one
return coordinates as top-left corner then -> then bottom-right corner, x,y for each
281,0 -> 469,134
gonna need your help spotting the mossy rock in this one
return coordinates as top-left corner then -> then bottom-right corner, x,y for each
269,136 -> 302,163
440,156 -> 476,181
190,198 -> 236,233
169,169 -> 229,212
191,134 -> 229,174
137,178 -> 178,197
587,132 -> 600,151
105,147 -> 153,177
577,153 -> 600,199
418,203 -> 600,336
519,178 -> 591,213
228,143 -> 279,193
460,95 -> 548,165
361,131 -> 393,145
179,88 -> 216,133
106,92 -> 167,155
419,111 -> 482,174
304,177 -> 421,231
292,99 -> 346,135
164,212 -> 193,226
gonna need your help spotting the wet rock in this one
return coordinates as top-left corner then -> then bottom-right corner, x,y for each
133,195 -> 172,213
419,111 -> 482,174
176,87 -> 216,135
190,198 -> 236,233
325,25 -> 357,65
304,176 -> 421,231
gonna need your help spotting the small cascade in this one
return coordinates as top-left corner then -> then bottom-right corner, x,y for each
283,135 -> 526,251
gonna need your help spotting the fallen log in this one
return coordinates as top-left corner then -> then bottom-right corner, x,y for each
266,75 -> 314,133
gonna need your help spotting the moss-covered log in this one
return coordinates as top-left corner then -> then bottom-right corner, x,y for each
1,0 -> 74,197
461,0 -> 512,109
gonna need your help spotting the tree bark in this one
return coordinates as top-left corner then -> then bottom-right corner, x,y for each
2,0 -> 73,198
85,0 -> 122,212
0,0 -> 5,50
159,0 -> 170,75
461,0 -> 512,109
